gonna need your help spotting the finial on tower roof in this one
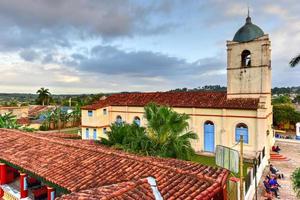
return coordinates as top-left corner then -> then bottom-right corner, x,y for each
247,6 -> 250,17
246,6 -> 252,24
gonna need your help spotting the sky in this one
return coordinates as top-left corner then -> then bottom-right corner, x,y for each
0,0 -> 299,94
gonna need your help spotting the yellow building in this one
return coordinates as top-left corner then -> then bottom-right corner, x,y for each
81,14 -> 274,160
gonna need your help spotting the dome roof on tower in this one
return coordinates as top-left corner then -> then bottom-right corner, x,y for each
233,16 -> 264,42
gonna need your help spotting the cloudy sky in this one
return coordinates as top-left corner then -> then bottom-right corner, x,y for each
0,0 -> 299,94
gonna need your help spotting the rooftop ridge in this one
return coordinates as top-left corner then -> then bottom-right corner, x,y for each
82,91 -> 259,110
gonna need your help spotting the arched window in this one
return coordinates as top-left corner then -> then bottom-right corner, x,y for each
235,123 -> 249,144
133,116 -> 141,126
116,115 -> 122,124
241,50 -> 251,67
204,120 -> 214,125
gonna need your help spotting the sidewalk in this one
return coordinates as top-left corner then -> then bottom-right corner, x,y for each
258,141 -> 300,200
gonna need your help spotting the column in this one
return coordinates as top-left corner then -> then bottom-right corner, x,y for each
47,187 -> 55,200
0,163 -> 8,184
20,173 -> 28,199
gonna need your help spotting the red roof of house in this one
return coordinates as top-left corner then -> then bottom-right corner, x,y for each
28,105 -> 50,117
16,117 -> 30,125
58,177 -> 156,200
0,129 -> 228,199
81,91 -> 259,110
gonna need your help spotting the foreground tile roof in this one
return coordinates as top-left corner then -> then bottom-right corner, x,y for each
0,129 -> 229,199
81,91 -> 259,110
58,177 -> 156,200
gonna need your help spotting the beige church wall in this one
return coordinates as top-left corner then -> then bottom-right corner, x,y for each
81,104 -> 272,157
82,105 -> 263,154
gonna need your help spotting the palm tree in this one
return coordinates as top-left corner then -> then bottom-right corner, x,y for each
70,103 -> 82,126
36,87 -> 51,106
144,103 -> 198,160
290,54 -> 300,67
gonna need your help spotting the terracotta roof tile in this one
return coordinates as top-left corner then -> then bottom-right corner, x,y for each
0,129 -> 229,199
17,117 -> 30,125
28,105 -> 49,117
81,91 -> 259,110
58,178 -> 155,200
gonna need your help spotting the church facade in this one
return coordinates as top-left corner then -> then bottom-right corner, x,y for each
81,15 -> 274,159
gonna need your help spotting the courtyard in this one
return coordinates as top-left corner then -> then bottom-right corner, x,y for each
258,140 -> 300,200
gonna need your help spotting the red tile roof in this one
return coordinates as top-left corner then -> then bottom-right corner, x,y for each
58,177 -> 156,200
0,129 -> 229,199
81,91 -> 259,110
28,105 -> 50,117
17,117 -> 30,125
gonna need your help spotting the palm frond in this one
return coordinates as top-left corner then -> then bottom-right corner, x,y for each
290,54 -> 300,67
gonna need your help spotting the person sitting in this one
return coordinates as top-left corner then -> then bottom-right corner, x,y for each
270,164 -> 284,179
272,145 -> 281,153
263,177 -> 274,199
269,176 -> 280,199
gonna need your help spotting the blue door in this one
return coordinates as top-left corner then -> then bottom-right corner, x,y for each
93,129 -> 97,140
204,123 -> 215,152
235,127 -> 249,144
85,128 -> 89,139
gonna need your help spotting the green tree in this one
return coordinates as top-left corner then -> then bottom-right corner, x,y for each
290,54 -> 300,67
273,104 -> 300,127
36,87 -> 51,106
101,123 -> 151,154
293,95 -> 300,104
70,103 -> 81,126
272,95 -> 292,105
292,168 -> 300,198
144,103 -> 198,160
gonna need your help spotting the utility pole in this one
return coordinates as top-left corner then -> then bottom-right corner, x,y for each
240,135 -> 244,200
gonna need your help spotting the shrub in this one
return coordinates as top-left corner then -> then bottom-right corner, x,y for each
292,168 -> 300,198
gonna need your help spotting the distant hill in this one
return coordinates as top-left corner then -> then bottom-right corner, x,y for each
168,85 -> 300,95
0,86 -> 299,106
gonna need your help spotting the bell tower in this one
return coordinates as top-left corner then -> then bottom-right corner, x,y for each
226,14 -> 271,101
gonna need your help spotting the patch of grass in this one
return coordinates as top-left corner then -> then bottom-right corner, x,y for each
191,154 -> 253,178
191,154 -> 216,167
60,128 -> 80,134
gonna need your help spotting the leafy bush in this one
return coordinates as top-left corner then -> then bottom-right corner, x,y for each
292,168 -> 300,198
21,126 -> 37,132
0,112 -> 20,129
39,124 -> 49,131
